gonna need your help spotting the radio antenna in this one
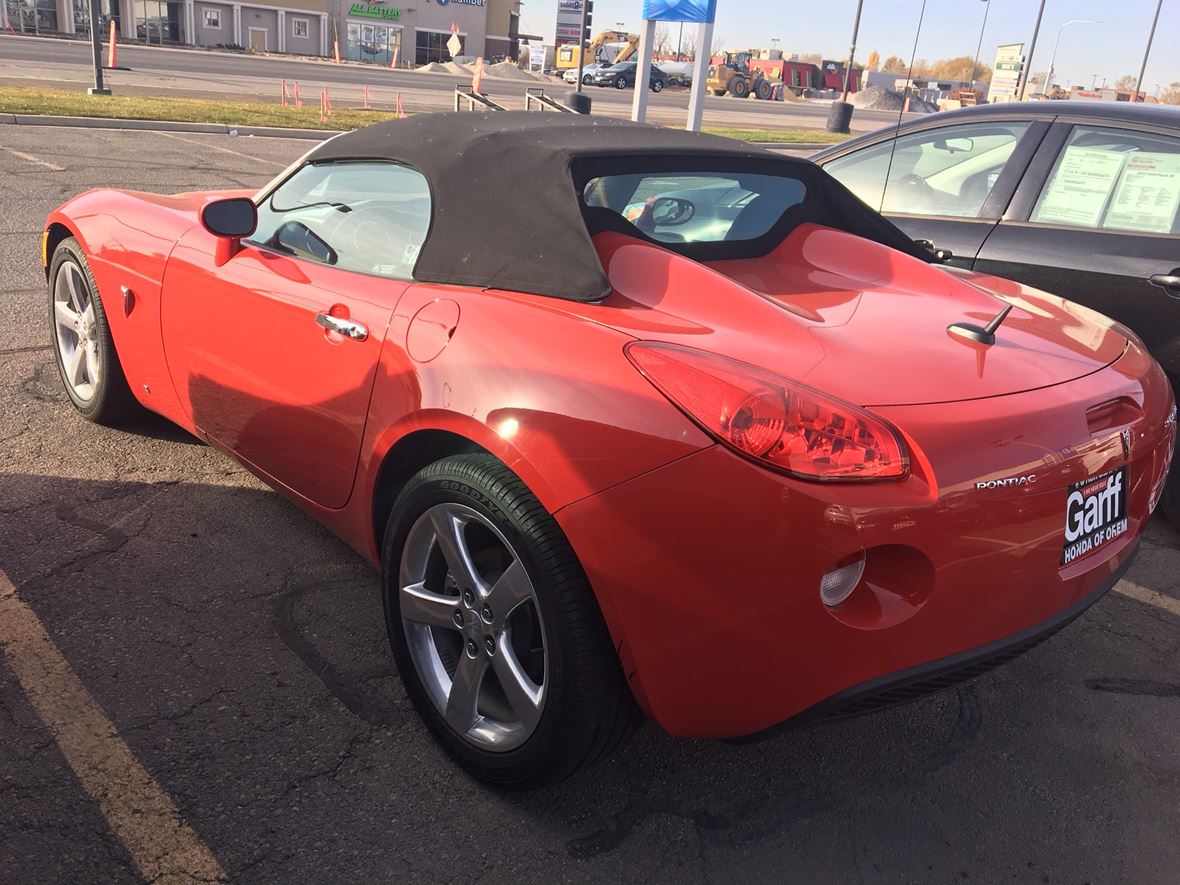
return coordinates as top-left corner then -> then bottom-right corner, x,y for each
879,0 -> 929,214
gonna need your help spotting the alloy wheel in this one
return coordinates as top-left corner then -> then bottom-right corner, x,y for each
399,502 -> 547,751
52,261 -> 100,402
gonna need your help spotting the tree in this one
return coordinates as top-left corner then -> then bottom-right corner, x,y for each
710,35 -> 725,57
1114,74 -> 1138,92
795,52 -> 822,65
881,55 -> 907,74
866,50 -> 880,71
928,55 -> 982,82
652,24 -> 672,59
1160,82 -> 1180,105
1025,70 -> 1047,88
680,29 -> 696,60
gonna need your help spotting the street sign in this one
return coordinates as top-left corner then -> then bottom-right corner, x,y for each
447,32 -> 462,57
641,0 -> 716,23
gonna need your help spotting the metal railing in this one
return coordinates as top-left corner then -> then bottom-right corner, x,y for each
454,86 -> 506,112
524,88 -> 572,112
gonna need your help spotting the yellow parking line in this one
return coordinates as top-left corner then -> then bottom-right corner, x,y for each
1114,579 -> 1180,618
0,567 -> 225,884
1,147 -> 66,171
156,131 -> 290,167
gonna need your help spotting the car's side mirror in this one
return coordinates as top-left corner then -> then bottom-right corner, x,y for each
200,197 -> 257,266
915,239 -> 954,264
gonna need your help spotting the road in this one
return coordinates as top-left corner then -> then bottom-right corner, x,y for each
0,33 -> 918,132
2,126 -> 1180,884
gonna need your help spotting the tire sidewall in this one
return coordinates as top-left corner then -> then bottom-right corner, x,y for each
381,467 -> 584,783
48,239 -> 117,420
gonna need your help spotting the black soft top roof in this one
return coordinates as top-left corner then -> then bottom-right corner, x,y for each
307,112 -> 928,300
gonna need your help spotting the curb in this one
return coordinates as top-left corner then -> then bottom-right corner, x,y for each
0,114 -> 337,139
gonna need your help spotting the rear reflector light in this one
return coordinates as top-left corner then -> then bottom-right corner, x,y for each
626,342 -> 908,481
820,554 -> 866,606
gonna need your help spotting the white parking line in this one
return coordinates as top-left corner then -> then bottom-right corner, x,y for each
0,567 -> 226,884
156,131 -> 290,167
1114,580 -> 1180,617
1,147 -> 65,171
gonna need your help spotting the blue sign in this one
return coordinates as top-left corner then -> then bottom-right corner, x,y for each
641,0 -> 716,23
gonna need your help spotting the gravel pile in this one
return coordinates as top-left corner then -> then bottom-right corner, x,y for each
486,61 -> 547,81
416,62 -> 449,73
442,61 -> 473,75
850,86 -> 936,113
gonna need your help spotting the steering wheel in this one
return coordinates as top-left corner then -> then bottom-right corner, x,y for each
890,173 -> 937,212
335,204 -> 422,274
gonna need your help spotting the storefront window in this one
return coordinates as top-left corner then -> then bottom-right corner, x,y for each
346,20 -> 401,65
6,0 -> 58,33
134,0 -> 181,43
416,30 -> 460,65
73,0 -> 89,34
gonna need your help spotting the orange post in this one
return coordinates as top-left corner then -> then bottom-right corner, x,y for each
363,84 -> 370,109
106,19 -> 117,68
293,81 -> 302,107
390,46 -> 399,69
472,57 -> 484,94
396,92 -> 406,118
281,79 -> 289,107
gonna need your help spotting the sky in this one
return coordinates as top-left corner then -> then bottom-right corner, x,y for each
520,0 -> 1180,94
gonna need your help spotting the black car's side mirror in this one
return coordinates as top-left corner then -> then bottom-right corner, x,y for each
915,239 -> 954,264
201,197 -> 257,266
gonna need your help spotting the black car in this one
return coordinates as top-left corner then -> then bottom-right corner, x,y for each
591,62 -> 666,92
813,101 -> 1180,523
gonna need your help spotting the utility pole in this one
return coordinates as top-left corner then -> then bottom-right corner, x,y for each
840,0 -> 864,101
970,0 -> 990,84
87,0 -> 110,95
1132,0 -> 1163,102
1017,0 -> 1047,100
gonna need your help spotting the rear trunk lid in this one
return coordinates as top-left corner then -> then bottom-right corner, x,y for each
587,226 -> 1127,407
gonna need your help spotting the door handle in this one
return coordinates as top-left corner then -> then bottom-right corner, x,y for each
1148,273 -> 1180,298
316,312 -> 368,341
914,239 -> 954,264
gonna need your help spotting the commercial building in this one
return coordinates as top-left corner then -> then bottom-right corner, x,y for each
6,0 -> 522,62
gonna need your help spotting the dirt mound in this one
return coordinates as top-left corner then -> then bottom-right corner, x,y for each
442,61 -> 473,76
416,62 -> 449,73
850,85 -> 936,113
485,61 -> 546,81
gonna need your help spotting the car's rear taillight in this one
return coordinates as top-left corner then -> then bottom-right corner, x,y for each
626,342 -> 908,481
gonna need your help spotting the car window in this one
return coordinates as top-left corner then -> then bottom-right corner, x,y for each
824,121 -> 1030,218
582,172 -> 806,244
251,161 -> 431,278
1029,125 -> 1180,235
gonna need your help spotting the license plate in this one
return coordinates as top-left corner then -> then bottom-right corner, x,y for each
1062,466 -> 1129,565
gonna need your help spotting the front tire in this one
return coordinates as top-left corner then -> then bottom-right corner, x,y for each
48,237 -> 138,424
614,78 -> 628,90
381,454 -> 636,788
651,79 -> 664,92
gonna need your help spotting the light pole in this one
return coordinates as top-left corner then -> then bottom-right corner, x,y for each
1017,0 -> 1048,100
677,22 -> 683,60
970,0 -> 990,84
840,0 -> 864,101
1132,0 -> 1163,102
1046,19 -> 1098,93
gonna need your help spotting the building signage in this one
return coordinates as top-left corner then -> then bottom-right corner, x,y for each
349,3 -> 401,19
554,0 -> 582,46
436,0 -> 486,6
640,0 -> 716,24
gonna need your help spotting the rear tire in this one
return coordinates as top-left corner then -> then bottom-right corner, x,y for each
1162,441 -> 1180,530
729,78 -> 750,98
381,454 -> 636,788
48,237 -> 139,425
754,79 -> 773,100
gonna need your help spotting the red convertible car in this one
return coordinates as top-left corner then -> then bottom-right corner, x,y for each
43,114 -> 1176,788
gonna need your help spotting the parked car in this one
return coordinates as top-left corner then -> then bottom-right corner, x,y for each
42,113 -> 1175,788
813,101 -> 1180,524
563,63 -> 605,85
591,62 -> 666,91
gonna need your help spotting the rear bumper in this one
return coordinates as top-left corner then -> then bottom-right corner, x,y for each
555,346 -> 1173,739
735,541 -> 1137,741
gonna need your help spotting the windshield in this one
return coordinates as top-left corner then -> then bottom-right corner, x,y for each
582,171 -> 807,244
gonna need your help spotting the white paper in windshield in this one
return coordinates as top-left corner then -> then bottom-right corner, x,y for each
1033,147 -> 1126,228
1103,152 -> 1180,234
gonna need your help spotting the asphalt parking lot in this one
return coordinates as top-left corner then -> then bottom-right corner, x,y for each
2,126 -> 1180,885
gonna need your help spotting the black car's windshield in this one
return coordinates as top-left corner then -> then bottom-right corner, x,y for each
582,171 -> 807,244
